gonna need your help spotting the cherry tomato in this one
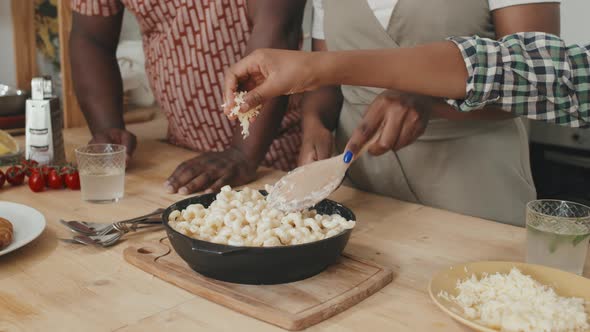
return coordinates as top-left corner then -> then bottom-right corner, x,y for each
59,165 -> 72,184
0,170 -> 5,187
28,167 -> 42,180
21,159 -> 39,168
47,169 -> 64,189
6,166 -> 25,186
41,165 -> 54,184
28,172 -> 45,192
21,159 -> 39,177
65,171 -> 80,190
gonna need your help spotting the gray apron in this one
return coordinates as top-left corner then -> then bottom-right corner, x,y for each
323,0 -> 536,226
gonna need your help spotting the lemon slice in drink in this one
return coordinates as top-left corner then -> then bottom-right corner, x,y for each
0,130 -> 19,156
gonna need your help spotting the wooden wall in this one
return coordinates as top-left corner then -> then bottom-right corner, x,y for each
10,0 -> 37,91
57,0 -> 85,128
11,0 -> 86,128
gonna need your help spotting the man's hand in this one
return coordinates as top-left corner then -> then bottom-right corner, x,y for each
345,91 -> 431,161
90,128 -> 137,164
164,148 -> 257,195
298,118 -> 333,166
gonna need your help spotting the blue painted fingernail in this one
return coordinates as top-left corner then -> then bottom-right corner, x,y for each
343,151 -> 353,164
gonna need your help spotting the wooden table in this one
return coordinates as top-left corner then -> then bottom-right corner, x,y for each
1,119 -> 585,332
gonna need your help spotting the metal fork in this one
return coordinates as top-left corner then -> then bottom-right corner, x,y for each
94,209 -> 164,237
60,217 -> 161,236
69,222 -> 163,247
101,222 -> 164,247
60,208 -> 164,236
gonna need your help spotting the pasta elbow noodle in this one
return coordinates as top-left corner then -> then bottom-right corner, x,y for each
304,218 -> 321,233
228,235 -> 245,247
168,210 -> 181,222
340,220 -> 356,229
263,237 -> 281,247
321,219 -> 340,229
245,210 -> 259,224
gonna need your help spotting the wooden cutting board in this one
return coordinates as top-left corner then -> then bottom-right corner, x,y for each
124,238 -> 393,331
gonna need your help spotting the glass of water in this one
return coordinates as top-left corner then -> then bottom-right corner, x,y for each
526,200 -> 590,275
75,144 -> 126,203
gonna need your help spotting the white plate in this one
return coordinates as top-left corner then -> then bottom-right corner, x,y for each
0,201 -> 46,257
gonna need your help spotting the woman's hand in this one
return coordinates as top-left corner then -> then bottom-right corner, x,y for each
344,91 -> 431,161
223,49 -> 319,114
164,148 -> 257,195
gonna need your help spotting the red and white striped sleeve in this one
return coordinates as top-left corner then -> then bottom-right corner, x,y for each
71,0 -> 123,16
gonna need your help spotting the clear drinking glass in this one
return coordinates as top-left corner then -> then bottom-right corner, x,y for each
75,144 -> 126,203
526,200 -> 590,275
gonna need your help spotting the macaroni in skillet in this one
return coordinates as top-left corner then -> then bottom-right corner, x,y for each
168,186 -> 355,247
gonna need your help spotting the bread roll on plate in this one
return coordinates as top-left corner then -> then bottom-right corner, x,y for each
0,217 -> 14,250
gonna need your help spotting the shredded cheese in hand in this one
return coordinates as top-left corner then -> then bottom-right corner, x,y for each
222,91 -> 262,139
438,268 -> 589,332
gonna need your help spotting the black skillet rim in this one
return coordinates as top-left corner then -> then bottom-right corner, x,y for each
162,190 -> 356,252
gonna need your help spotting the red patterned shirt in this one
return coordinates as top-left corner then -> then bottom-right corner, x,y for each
71,0 -> 301,170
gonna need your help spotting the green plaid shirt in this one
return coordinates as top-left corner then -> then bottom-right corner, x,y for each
447,32 -> 590,128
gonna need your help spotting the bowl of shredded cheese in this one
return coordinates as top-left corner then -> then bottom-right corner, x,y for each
429,261 -> 590,332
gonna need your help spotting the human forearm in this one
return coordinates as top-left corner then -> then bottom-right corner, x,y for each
70,13 -> 125,136
296,86 -> 342,165
430,99 -> 514,121
314,47 -> 513,121
300,38 -> 342,131
301,86 -> 343,131
230,0 -> 305,165
226,31 -> 589,127
71,38 -> 125,133
316,42 -> 468,100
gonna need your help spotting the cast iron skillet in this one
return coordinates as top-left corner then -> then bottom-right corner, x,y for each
163,191 -> 355,285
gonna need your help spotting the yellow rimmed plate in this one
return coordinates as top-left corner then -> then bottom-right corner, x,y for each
429,261 -> 590,332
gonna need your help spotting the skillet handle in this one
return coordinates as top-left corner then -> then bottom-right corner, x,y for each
191,242 -> 247,256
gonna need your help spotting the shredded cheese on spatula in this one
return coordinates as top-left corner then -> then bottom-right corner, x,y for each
223,91 -> 262,139
438,268 -> 589,332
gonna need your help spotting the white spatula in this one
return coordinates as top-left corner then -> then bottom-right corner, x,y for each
266,131 -> 379,212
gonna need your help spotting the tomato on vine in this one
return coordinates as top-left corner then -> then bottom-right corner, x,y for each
28,172 -> 45,192
65,170 -> 80,190
6,166 -> 25,186
47,169 -> 64,189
